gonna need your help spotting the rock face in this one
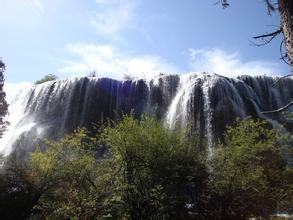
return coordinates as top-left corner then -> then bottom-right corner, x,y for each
1,73 -> 293,158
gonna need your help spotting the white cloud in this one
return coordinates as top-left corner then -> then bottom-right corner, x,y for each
59,44 -> 282,80
58,43 -> 179,80
90,0 -> 139,35
188,48 -> 281,77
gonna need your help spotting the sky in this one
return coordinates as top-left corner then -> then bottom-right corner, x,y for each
0,0 -> 291,87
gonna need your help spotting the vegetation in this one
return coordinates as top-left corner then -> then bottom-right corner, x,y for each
0,128 -> 110,219
101,116 -> 208,219
208,118 -> 293,219
0,116 -> 292,219
34,74 -> 58,85
0,58 -> 8,138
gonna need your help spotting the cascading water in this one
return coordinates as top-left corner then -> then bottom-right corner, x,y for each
0,86 -> 37,156
202,75 -> 215,154
165,73 -> 198,128
164,73 -> 247,153
1,73 -> 293,158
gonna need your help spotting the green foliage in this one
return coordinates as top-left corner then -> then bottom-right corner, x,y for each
28,128 -> 114,219
34,74 -> 57,85
101,115 -> 208,219
0,128 -> 114,219
0,157 -> 43,219
0,116 -> 292,219
0,116 -> 208,219
209,118 -> 293,219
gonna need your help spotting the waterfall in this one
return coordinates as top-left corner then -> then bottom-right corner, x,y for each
1,73 -> 293,157
202,75 -> 214,154
0,86 -> 36,156
165,73 -> 197,128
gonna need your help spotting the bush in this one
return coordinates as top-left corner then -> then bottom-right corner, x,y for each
101,115 -> 208,219
0,117 -> 291,219
0,128 -> 113,219
0,116 -> 209,219
34,74 -> 57,85
209,118 -> 293,219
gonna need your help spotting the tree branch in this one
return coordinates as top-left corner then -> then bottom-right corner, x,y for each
279,40 -> 291,66
262,101 -> 293,114
264,0 -> 276,15
253,29 -> 282,40
250,29 -> 282,46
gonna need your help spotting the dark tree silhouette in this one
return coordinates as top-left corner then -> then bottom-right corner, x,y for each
0,58 -> 8,138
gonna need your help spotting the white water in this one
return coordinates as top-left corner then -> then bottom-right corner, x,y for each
0,79 -> 70,156
165,73 -> 218,152
202,74 -> 216,154
165,73 -> 197,128
1,73 -> 293,157
0,86 -> 35,156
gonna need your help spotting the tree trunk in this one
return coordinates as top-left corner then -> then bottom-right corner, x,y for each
279,0 -> 293,71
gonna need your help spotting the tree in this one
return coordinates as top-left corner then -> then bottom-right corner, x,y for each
28,128 -> 113,219
0,153 -> 48,219
0,117 -> 209,219
34,74 -> 58,85
0,58 -> 8,138
101,115 -> 209,219
209,118 -> 293,219
0,128 -> 113,219
219,0 -> 293,71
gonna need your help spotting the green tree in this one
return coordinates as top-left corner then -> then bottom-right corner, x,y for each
209,118 -> 293,219
0,156 -> 44,219
28,128 -> 114,219
0,128 -> 113,219
2,116 -> 290,219
0,116 -> 209,219
34,74 -> 58,85
101,115 -> 208,219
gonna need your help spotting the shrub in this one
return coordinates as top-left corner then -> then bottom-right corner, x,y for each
34,74 -> 57,85
209,118 -> 293,219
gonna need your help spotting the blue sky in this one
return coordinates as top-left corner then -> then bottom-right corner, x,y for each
0,0 -> 290,86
